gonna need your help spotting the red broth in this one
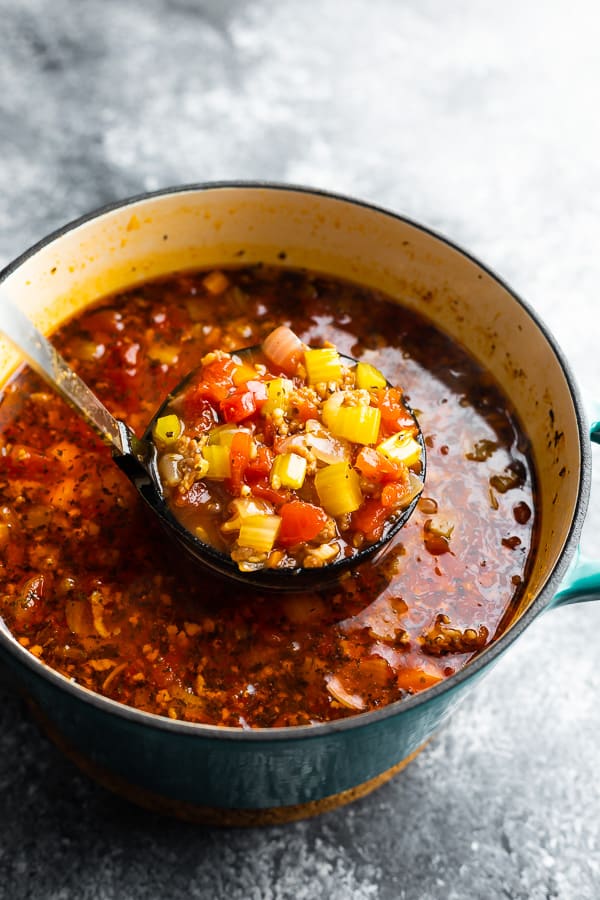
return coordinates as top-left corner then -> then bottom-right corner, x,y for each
0,266 -> 536,727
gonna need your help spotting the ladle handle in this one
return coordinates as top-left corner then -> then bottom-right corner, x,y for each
0,293 -> 130,456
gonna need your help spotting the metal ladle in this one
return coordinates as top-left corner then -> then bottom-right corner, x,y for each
0,295 -> 425,590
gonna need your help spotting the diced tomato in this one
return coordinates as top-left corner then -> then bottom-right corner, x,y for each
221,381 -> 268,423
278,501 -> 329,546
182,391 -> 219,433
246,476 -> 290,507
229,431 -> 253,495
351,499 -> 389,542
292,397 -> 320,423
245,445 -> 274,477
97,347 -> 140,404
355,447 -> 406,482
221,389 -> 257,423
193,357 -> 239,403
149,304 -> 188,332
79,308 -> 124,338
381,481 -> 410,508
375,388 -> 417,435
149,651 -> 182,689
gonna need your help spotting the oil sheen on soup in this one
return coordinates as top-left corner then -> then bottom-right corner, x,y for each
0,266 -> 536,727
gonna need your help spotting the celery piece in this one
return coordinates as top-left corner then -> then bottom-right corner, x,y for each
270,452 -> 307,490
329,405 -> 381,445
424,515 -> 454,539
261,377 -> 294,416
201,444 -> 231,479
222,497 -> 275,533
314,462 -> 363,516
152,414 -> 183,445
355,362 -> 387,390
304,348 -> 342,385
207,424 -> 241,447
238,514 -> 282,553
377,432 -> 422,468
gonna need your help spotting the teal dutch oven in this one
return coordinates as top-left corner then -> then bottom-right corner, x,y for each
0,184 -> 598,825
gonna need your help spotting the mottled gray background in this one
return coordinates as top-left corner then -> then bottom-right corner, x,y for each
1,1 -> 599,898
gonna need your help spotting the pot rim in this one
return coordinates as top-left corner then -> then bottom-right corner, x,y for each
0,180 -> 591,742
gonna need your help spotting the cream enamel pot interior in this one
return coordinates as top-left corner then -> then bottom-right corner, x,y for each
0,183 -> 597,824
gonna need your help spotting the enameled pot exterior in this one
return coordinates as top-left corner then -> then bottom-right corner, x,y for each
0,184 -> 597,818
0,637 -> 480,816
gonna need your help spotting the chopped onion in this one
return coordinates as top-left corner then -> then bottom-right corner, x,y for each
321,391 -> 345,428
401,471 -> 425,508
261,326 -> 304,375
278,423 -> 350,465
65,598 -> 94,637
325,674 -> 365,710
158,452 -> 184,486
90,590 -> 111,638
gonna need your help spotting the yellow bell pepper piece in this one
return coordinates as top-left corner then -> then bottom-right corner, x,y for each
377,432 -> 422,468
314,462 -> 363,516
232,362 -> 258,386
355,362 -> 387,390
152,414 -> 183,445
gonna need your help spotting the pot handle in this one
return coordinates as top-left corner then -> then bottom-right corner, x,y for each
551,416 -> 600,607
552,548 -> 600,607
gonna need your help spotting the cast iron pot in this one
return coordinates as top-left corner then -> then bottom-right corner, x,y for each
0,184 -> 598,825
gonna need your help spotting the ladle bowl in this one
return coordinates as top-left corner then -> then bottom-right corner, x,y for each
144,346 -> 426,590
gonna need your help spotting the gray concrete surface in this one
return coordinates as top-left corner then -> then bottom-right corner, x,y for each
1,1 -> 599,898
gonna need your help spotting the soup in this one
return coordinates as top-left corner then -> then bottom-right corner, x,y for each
0,266 -> 536,727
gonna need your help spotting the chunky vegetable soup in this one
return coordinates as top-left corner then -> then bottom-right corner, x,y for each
152,326 -> 424,572
0,266 -> 536,727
